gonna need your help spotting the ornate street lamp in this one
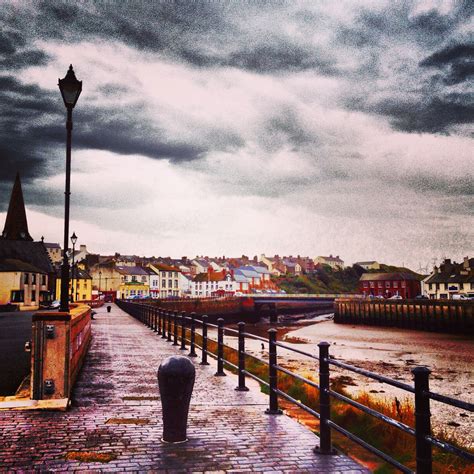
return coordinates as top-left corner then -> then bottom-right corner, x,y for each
70,232 -> 78,302
58,65 -> 82,312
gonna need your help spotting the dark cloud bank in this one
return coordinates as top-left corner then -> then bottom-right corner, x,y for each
0,1 -> 472,209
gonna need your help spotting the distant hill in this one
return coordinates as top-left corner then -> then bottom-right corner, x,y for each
273,264 -> 423,294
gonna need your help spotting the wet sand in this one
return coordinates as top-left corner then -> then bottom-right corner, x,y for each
220,314 -> 474,446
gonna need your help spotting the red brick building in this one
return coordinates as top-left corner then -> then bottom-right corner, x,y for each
359,272 -> 422,298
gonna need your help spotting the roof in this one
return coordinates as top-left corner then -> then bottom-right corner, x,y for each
1,173 -> 33,241
0,240 -> 53,274
424,258 -> 474,284
44,242 -> 61,249
359,272 -> 422,282
193,272 -> 229,282
0,258 -> 44,273
238,268 -> 261,278
248,265 -> 271,274
317,255 -> 344,262
150,263 -> 179,272
355,261 -> 378,265
115,266 -> 149,276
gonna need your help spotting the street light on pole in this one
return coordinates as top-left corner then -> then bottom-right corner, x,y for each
58,65 -> 82,312
70,232 -> 78,302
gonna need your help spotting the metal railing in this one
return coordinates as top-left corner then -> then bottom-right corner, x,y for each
116,300 -> 474,474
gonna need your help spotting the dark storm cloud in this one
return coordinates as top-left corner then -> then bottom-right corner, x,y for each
370,94 -> 474,134
336,2 -> 473,134
420,43 -> 474,85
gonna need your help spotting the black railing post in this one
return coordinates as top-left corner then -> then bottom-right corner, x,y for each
161,309 -> 167,339
265,328 -> 282,414
215,318 -> 226,376
200,315 -> 209,365
173,310 -> 179,346
167,310 -> 172,342
413,366 -> 432,474
158,308 -> 162,335
189,312 -> 197,357
180,311 -> 187,350
152,307 -> 157,332
315,341 -> 334,454
235,322 -> 249,391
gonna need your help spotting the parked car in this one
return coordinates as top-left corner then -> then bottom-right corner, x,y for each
48,300 -> 60,309
388,295 -> 403,300
415,295 -> 429,299
452,294 -> 470,300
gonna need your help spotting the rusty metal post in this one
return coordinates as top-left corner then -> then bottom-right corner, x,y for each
215,318 -> 226,376
189,312 -> 197,357
235,322 -> 249,391
157,308 -> 162,335
413,366 -> 432,474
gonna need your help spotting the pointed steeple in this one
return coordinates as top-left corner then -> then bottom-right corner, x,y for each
1,173 -> 33,241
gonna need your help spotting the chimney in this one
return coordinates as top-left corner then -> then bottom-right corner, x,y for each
80,244 -> 87,252
463,256 -> 470,269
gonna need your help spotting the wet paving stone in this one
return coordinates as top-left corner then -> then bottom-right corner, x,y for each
0,304 -> 368,472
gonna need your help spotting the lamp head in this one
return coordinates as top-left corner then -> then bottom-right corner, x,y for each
71,232 -> 78,245
58,65 -> 82,109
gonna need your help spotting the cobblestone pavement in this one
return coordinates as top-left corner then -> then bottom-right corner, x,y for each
0,304 -> 368,473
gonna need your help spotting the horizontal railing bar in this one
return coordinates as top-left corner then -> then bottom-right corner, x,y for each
242,370 -> 269,387
224,359 -> 239,370
241,332 -> 268,343
274,364 -> 320,390
223,327 -> 239,336
275,341 -> 319,360
327,420 -> 413,474
427,391 -> 474,412
426,436 -> 474,462
328,358 -> 415,393
329,389 -> 415,437
274,388 -> 320,419
245,353 -> 269,367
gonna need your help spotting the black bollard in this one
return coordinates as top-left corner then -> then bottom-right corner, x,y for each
107,305 -> 111,313
157,356 -> 195,443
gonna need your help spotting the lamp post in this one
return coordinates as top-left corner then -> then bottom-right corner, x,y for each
58,65 -> 82,312
70,232 -> 77,302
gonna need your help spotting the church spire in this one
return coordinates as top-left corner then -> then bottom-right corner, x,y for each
1,173 -> 33,241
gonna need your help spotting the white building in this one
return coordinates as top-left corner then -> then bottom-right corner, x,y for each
148,263 -> 181,298
314,255 -> 345,269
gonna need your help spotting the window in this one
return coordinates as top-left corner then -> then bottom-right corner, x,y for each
162,280 -> 166,288
401,281 -> 406,288
174,280 -> 178,288
393,281 -> 398,288
41,275 -> 47,285
130,290 -> 136,296
31,290 -> 36,301
82,294 -> 86,300
132,276 -> 137,282
32,274 -> 36,284
363,282 -> 369,288
141,276 -> 146,282
377,282 -> 383,288
24,273 -> 29,284
369,282 -> 375,288
385,281 -> 391,288
168,279 -> 172,288
11,290 -> 24,302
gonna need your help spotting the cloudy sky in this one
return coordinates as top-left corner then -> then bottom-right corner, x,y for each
0,0 -> 472,269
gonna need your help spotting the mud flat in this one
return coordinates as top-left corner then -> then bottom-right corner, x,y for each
222,315 -> 474,446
